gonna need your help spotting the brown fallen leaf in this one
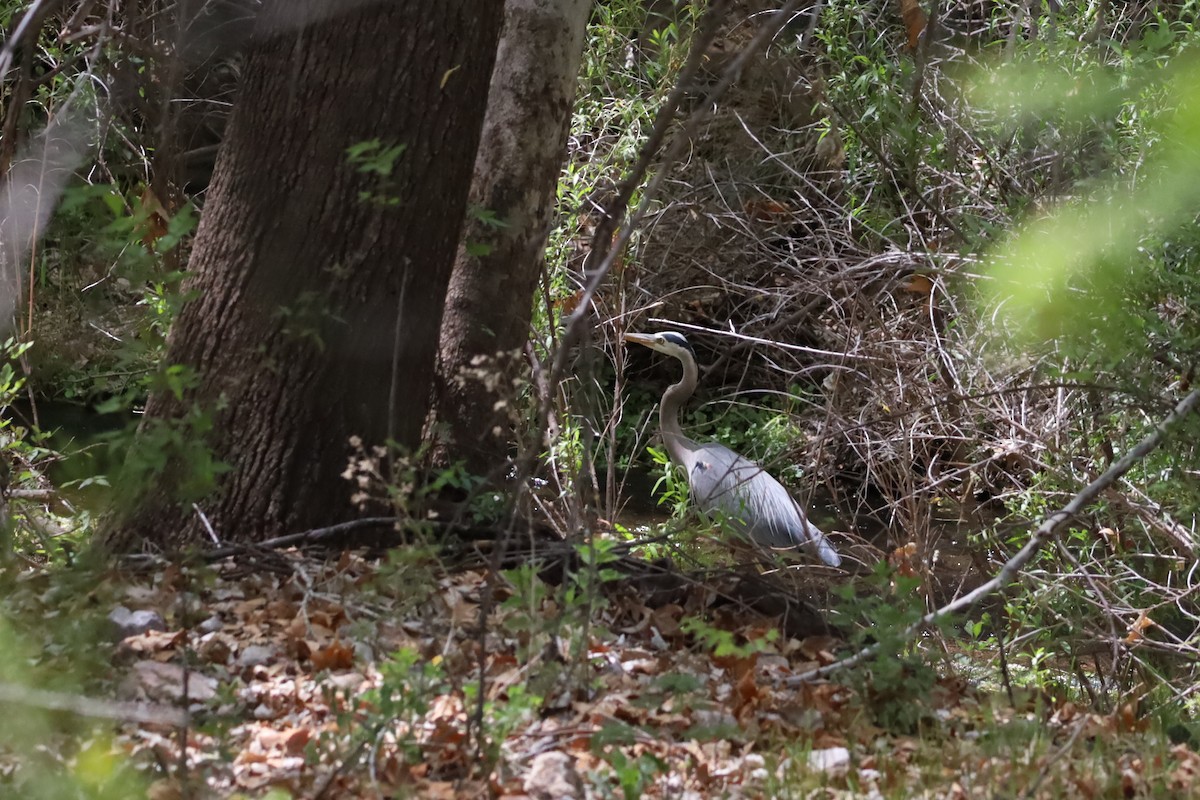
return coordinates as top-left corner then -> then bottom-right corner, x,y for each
1124,612 -> 1155,645
120,629 -> 185,661
744,198 -> 793,222
650,603 -> 683,638
556,289 -> 586,317
797,635 -> 840,664
197,634 -> 233,665
901,273 -> 934,295
234,597 -> 267,616
310,639 -> 355,671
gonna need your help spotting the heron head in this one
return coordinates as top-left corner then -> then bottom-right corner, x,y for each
624,331 -> 695,360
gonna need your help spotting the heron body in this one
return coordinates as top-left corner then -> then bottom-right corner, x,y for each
625,331 -> 842,567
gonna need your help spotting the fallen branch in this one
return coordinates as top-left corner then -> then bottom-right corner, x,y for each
787,387 -> 1200,685
5,488 -> 54,499
198,517 -> 400,560
118,517 -> 401,570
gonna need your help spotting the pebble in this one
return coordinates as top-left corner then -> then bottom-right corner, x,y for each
109,606 -> 166,639
808,746 -> 851,773
238,644 -> 276,668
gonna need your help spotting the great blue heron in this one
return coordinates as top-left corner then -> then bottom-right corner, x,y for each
625,331 -> 842,567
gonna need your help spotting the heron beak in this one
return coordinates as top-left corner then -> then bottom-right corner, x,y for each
623,332 -> 658,349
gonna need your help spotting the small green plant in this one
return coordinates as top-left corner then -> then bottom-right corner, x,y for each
499,563 -> 553,662
0,337 -> 72,560
0,576 -> 148,798
648,445 -> 688,518
274,290 -> 343,352
0,337 -> 32,403
681,615 -> 778,659
593,738 -> 667,800
95,365 -> 230,511
463,680 -> 542,767
346,138 -> 407,206
463,204 -> 510,257
356,646 -> 451,767
835,565 -> 945,733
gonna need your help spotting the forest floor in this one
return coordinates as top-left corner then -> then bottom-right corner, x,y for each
7,546 -> 1199,799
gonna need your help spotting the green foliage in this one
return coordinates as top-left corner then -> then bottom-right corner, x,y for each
836,565 -> 944,733
499,564 -> 553,655
346,138 -> 407,206
0,337 -> 78,561
345,139 -> 408,176
647,444 -> 688,518
0,337 -> 32,400
539,0 -> 696,330
465,680 -> 543,767
0,564 -> 147,798
533,0 -> 711,506
96,365 -> 230,511
575,535 -> 624,586
366,646 -> 451,763
681,616 -> 778,659
274,289 -> 342,352
463,204 -> 510,256
14,175 -> 207,551
972,11 -> 1200,390
957,13 -> 1200,704
591,737 -> 667,800
32,181 -> 199,404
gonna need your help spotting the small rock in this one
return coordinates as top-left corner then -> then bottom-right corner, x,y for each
252,703 -> 278,720
196,615 -> 223,634
120,661 -> 217,704
328,672 -> 366,691
238,644 -> 276,668
524,751 -> 584,800
743,753 -> 767,779
109,606 -> 166,639
808,746 -> 850,773
352,640 -> 374,662
692,708 -> 738,731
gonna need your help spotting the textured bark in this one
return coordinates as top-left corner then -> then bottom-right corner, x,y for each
434,0 -> 590,477
109,0 -> 503,547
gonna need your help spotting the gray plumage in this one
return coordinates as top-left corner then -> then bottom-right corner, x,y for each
625,331 -> 841,567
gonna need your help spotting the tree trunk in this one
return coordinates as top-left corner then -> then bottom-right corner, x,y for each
107,0 -> 503,548
434,0 -> 590,478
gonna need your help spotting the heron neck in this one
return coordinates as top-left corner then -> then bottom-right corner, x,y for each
661,353 -> 698,464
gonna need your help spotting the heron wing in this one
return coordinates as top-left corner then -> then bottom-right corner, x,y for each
681,440 -> 841,566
